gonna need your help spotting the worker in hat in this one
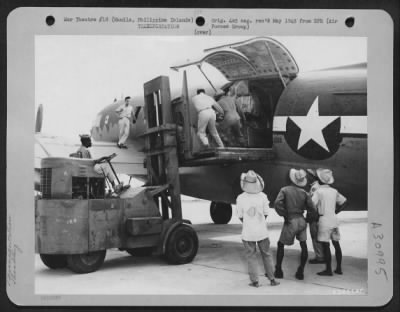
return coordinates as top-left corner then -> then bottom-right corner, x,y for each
191,88 -> 224,148
115,96 -> 134,149
311,168 -> 347,276
73,134 -> 126,194
274,168 -> 315,280
236,170 -> 280,288
305,169 -> 325,264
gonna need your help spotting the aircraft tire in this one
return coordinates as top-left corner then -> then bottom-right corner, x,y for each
210,202 -> 232,224
66,250 -> 106,274
126,247 -> 153,257
165,224 -> 198,265
40,254 -> 68,269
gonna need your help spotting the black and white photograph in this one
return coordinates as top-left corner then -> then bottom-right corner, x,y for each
34,35 -> 368,294
6,7 -> 394,307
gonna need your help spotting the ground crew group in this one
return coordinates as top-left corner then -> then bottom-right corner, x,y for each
236,168 -> 347,287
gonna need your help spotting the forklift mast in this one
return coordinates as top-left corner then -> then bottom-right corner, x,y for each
143,76 -> 182,220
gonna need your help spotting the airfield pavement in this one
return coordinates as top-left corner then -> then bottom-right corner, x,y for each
34,198 -> 368,300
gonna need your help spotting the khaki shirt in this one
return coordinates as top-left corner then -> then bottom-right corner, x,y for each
274,185 -> 314,219
116,104 -> 133,119
312,185 -> 347,229
218,95 -> 240,124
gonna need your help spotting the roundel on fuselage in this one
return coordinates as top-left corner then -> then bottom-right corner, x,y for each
284,114 -> 341,160
281,95 -> 343,160
275,66 -> 367,161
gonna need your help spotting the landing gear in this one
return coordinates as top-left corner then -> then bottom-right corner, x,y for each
165,224 -> 198,264
40,254 -> 68,269
66,250 -> 106,274
210,202 -> 232,224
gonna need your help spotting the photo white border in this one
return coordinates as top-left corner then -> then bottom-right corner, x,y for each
6,7 -> 394,306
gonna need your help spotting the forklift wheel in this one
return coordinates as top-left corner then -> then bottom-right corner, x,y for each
126,247 -> 153,257
67,250 -> 106,274
165,224 -> 198,265
210,202 -> 232,224
40,254 -> 68,269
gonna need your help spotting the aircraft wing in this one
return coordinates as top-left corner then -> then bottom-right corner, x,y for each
88,141 -> 147,177
35,134 -> 147,178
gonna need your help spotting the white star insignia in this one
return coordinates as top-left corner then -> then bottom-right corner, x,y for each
289,96 -> 339,152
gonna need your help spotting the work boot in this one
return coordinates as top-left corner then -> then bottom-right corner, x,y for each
248,281 -> 260,288
317,269 -> 333,276
334,268 -> 343,275
274,266 -> 283,279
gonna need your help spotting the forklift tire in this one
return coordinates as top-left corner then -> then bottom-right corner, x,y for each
66,250 -> 106,274
210,202 -> 232,224
126,247 -> 153,257
165,224 -> 198,265
40,254 -> 68,269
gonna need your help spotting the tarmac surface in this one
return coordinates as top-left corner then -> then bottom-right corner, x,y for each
35,198 -> 368,296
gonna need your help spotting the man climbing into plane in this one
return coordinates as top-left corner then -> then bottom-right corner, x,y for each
115,96 -> 134,149
216,87 -> 246,147
274,168 -> 315,280
311,169 -> 347,276
191,89 -> 225,148
74,134 -> 127,194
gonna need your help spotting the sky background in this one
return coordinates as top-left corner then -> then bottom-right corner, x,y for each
35,36 -> 367,140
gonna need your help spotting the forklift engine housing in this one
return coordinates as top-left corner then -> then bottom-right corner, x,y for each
36,157 -> 163,255
40,157 -> 105,200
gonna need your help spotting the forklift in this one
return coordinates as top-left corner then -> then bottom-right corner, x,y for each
35,77 -> 198,273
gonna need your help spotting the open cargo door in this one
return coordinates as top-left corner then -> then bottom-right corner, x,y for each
169,37 -> 300,165
171,37 -> 299,85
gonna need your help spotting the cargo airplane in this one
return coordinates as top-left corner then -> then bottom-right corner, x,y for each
37,37 -> 367,224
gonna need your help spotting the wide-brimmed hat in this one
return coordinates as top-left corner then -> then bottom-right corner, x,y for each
289,168 -> 307,187
316,168 -> 334,185
240,170 -> 264,194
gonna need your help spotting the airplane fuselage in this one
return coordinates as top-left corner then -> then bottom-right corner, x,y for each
90,63 -> 367,211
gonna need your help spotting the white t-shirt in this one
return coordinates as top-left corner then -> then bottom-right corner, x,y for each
236,192 -> 270,241
191,93 -> 216,112
312,185 -> 347,229
117,104 -> 133,119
